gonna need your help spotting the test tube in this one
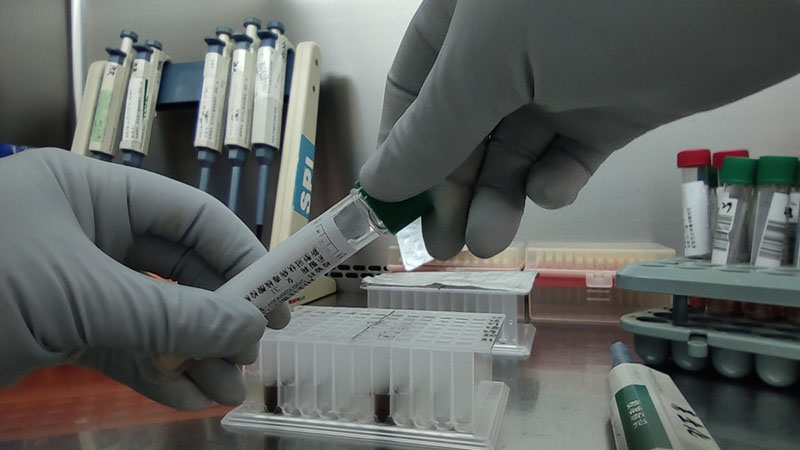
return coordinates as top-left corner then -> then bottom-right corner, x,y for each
224,32 -> 256,213
251,22 -> 289,239
194,27 -> 234,192
750,156 -> 797,267
747,156 -> 797,321
156,183 -> 432,372
678,149 -> 712,259
710,150 -> 749,240
708,157 -> 757,315
785,159 -> 800,265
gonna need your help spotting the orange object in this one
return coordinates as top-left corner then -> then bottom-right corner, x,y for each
0,366 -> 230,442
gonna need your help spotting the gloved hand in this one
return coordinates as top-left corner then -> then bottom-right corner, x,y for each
0,148 -> 290,410
361,0 -> 800,259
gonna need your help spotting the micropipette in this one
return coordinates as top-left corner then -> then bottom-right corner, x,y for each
251,21 -> 290,239
194,27 -> 233,192
223,32 -> 256,214
156,182 -> 432,372
244,16 -> 261,49
88,30 -> 138,161
120,40 -> 168,168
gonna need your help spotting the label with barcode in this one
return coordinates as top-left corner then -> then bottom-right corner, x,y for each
783,192 -> 800,264
754,192 -> 789,267
682,181 -> 711,257
711,192 -> 737,264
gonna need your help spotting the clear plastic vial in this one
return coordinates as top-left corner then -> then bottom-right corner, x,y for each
711,157 -> 757,265
678,149 -> 712,259
708,157 -> 756,316
786,159 -> 800,266
750,156 -> 798,268
217,182 -> 432,316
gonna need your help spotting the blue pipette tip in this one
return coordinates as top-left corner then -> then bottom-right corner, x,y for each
216,26 -> 234,37
611,342 -> 634,366
244,17 -> 262,28
266,21 -> 285,34
120,29 -> 139,42
145,39 -> 163,50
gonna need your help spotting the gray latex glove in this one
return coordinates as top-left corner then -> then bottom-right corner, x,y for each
360,0 -> 800,259
0,148 -> 290,410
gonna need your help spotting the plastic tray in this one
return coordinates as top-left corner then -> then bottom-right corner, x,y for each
362,272 -> 536,359
621,308 -> 800,387
524,242 -> 675,324
616,258 -> 800,306
223,306 -> 509,449
386,243 -> 524,272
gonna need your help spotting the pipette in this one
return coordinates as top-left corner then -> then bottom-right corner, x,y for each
251,21 -> 290,239
223,32 -> 256,214
156,182 -> 432,372
120,40 -> 168,168
194,27 -> 233,192
244,16 -> 261,49
88,30 -> 138,161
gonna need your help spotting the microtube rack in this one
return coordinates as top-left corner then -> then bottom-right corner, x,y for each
362,272 -> 536,358
222,306 -> 510,449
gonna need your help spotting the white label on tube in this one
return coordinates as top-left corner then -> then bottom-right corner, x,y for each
122,71 -> 146,147
225,49 -> 252,147
681,181 -> 711,257
221,207 -> 357,315
711,192 -> 737,264
785,192 -> 800,265
195,53 -> 223,149
754,192 -> 789,268
608,363 -> 721,450
788,193 -> 800,225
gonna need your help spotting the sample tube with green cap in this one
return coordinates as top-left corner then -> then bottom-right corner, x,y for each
707,157 -> 758,316
750,156 -> 798,268
215,182 -> 432,316
155,183 -> 432,373
711,157 -> 757,265
786,159 -> 800,266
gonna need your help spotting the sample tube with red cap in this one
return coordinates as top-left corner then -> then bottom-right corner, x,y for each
678,149 -> 712,259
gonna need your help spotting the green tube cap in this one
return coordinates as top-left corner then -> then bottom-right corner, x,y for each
795,160 -> 800,187
720,157 -> 758,185
756,156 -> 798,185
355,182 -> 433,234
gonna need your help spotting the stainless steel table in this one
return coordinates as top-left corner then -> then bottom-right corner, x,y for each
2,295 -> 798,450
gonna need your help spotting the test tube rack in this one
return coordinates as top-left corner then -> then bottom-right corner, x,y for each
617,258 -> 800,387
222,306 -> 510,450
362,273 -> 536,359
524,242 -> 675,324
